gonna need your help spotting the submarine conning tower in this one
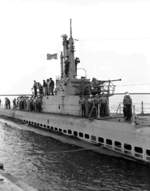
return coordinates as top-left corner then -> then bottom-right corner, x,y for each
57,19 -> 90,96
61,19 -> 77,79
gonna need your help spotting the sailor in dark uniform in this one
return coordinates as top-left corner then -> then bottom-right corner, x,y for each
5,97 -> 10,109
33,80 -> 37,97
50,78 -> 54,95
123,92 -> 132,121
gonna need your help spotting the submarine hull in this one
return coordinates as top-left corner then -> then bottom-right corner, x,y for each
0,108 -> 150,164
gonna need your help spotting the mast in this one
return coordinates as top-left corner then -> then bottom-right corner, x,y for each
61,19 -> 77,79
70,18 -> 72,38
68,18 -> 76,79
60,52 -> 63,78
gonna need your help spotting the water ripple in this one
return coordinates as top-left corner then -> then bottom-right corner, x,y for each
0,121 -> 150,190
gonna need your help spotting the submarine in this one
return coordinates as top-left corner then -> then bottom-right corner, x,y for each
0,19 -> 150,165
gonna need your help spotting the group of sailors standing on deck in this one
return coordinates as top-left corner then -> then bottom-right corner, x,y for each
14,96 -> 42,112
33,78 -> 54,97
3,89 -> 132,120
4,96 -> 42,112
3,78 -> 55,112
79,92 -> 133,120
79,94 -> 109,118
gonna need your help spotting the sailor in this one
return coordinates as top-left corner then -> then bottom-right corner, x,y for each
36,82 -> 41,96
50,78 -> 54,95
23,97 -> 27,110
5,97 -> 10,109
17,97 -> 20,109
29,97 -> 34,111
13,98 -> 16,109
123,92 -> 132,121
8,98 -> 11,109
33,80 -> 37,97
39,98 -> 42,112
39,83 -> 43,96
4,98 -> 7,109
33,97 -> 37,112
75,57 -> 80,76
88,95 -> 94,117
88,96 -> 98,118
19,97 -> 22,110
37,97 -> 42,112
43,80 -> 47,96
99,94 -> 107,117
46,79 -> 50,95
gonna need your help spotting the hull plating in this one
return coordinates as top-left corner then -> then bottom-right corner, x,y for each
0,108 -> 150,164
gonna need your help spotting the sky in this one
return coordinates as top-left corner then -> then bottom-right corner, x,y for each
0,0 -> 150,94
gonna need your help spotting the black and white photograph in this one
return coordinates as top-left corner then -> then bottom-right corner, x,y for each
0,0 -> 149,190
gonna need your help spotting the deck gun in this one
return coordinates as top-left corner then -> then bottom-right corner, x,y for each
91,78 -> 122,96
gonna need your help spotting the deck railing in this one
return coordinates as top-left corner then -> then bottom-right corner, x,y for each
111,102 -> 150,115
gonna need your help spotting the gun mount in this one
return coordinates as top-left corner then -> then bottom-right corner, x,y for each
90,78 -> 122,97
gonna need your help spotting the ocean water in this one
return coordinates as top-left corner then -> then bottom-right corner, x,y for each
0,119 -> 150,191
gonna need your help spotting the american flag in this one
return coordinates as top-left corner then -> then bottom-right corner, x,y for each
47,53 -> 57,60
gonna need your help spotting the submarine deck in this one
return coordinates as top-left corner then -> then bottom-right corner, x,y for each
0,108 -> 150,148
